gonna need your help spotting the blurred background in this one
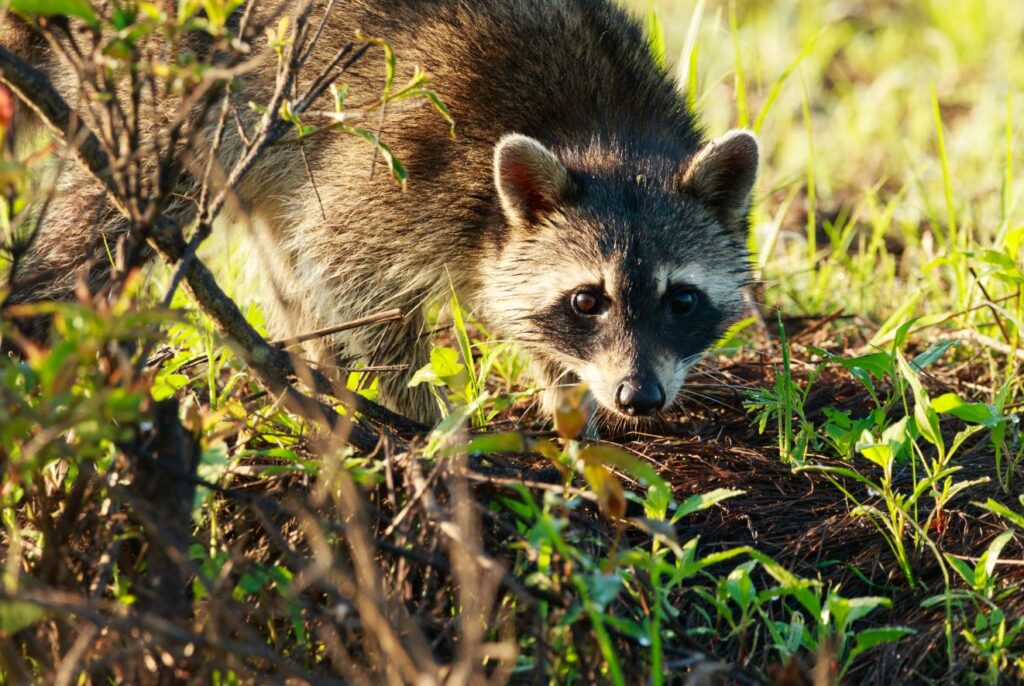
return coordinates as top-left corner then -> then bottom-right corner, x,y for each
626,0 -> 1023,334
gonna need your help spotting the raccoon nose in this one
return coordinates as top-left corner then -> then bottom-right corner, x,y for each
615,378 -> 666,416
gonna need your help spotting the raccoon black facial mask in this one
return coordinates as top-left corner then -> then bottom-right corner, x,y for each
486,130 -> 758,420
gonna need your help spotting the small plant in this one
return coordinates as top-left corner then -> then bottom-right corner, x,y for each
409,294 -> 529,427
747,319 -> 1010,593
460,380 -> 917,683
923,530 -> 1023,684
744,318 -> 821,465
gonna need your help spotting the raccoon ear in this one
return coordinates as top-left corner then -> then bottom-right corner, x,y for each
494,134 -> 573,225
679,129 -> 759,233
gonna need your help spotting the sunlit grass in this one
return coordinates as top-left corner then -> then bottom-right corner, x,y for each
629,0 -> 1022,352
622,2 -> 1024,679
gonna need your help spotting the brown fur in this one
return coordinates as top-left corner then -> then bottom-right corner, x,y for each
2,1 -> 758,423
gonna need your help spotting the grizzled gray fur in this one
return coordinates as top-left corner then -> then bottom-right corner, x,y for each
2,0 -> 759,424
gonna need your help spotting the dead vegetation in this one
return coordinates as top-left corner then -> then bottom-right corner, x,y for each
4,315 -> 1020,684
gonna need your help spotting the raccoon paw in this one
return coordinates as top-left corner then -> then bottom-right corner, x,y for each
380,378 -> 443,427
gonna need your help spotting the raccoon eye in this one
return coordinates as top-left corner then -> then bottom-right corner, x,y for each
670,288 -> 699,316
572,290 -> 603,316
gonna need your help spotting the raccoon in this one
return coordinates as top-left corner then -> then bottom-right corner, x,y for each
3,0 -> 758,425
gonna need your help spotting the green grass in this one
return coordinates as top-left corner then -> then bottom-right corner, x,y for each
634,1 -> 1024,679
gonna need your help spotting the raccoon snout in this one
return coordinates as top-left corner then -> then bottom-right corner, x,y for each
614,378 -> 666,417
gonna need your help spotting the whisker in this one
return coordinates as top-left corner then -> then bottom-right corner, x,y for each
677,388 -> 741,413
672,390 -> 719,414
688,368 -> 761,391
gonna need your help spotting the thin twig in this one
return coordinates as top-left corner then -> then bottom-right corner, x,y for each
2,589 -> 338,686
271,308 -> 405,347
969,266 -> 1015,347
0,45 -> 123,213
949,328 -> 1024,363
298,0 -> 337,69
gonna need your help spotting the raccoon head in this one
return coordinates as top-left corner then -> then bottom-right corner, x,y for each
484,131 -> 758,420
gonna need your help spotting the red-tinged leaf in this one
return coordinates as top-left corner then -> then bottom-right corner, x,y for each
531,438 -> 569,475
554,384 -> 590,440
579,443 -> 670,505
0,87 -> 13,129
583,462 -> 626,520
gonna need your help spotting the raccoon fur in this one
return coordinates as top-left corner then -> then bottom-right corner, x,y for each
2,0 -> 759,425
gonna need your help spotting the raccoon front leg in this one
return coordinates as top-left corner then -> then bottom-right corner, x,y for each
357,314 -> 441,426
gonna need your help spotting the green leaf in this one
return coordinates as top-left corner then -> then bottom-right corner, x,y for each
931,393 -> 998,426
672,488 -> 744,523
112,5 -> 136,30
795,464 -> 881,491
897,353 -> 942,453
409,347 -> 467,392
857,429 -> 892,470
751,553 -> 821,618
0,599 -> 45,633
423,392 -> 489,457
944,554 -> 975,587
881,416 -> 911,447
685,545 -> 755,578
341,126 -> 408,188
449,293 -> 477,397
869,308 -> 920,348
856,627 -> 916,648
236,572 -> 265,596
11,0 -> 98,26
407,362 -> 441,387
644,481 -> 671,520
842,596 -> 891,626
588,570 -> 624,610
193,442 -> 230,518
394,87 -> 456,138
972,249 -> 1018,270
466,431 -> 526,455
976,530 -> 1015,590
725,561 -> 757,608
152,372 -> 190,401
908,466 -> 963,507
844,627 -> 915,668
977,498 -> 1024,529
910,340 -> 958,371
645,1 -> 666,69
820,349 -> 895,382
603,615 -> 649,643
431,347 -> 463,379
